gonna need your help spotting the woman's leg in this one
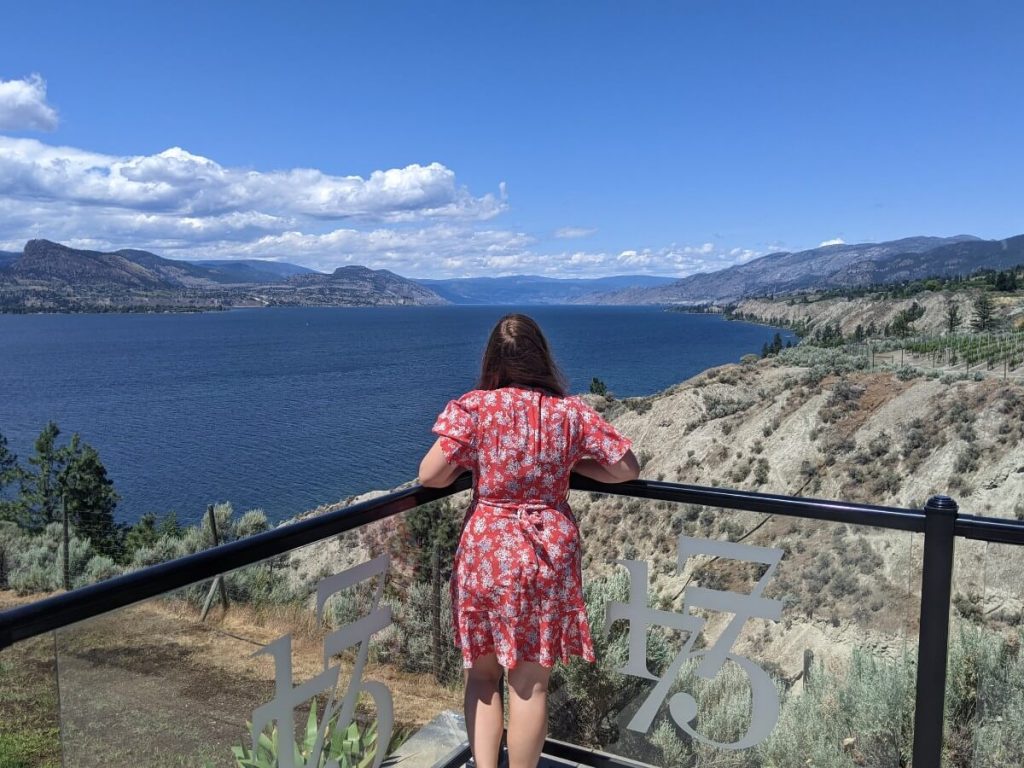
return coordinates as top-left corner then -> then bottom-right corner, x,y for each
465,653 -> 505,768
506,661 -> 552,768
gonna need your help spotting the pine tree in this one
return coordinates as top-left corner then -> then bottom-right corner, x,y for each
18,423 -> 121,555
971,293 -> 996,332
945,301 -> 962,333
0,431 -> 23,522
21,422 -> 63,530
58,434 -> 121,559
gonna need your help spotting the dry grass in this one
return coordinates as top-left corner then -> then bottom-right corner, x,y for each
1,589 -> 460,768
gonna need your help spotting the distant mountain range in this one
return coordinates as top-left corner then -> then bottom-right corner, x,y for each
3,240 -> 308,289
416,274 -> 676,304
3,233 -> 1022,313
593,234 -> 1024,304
0,240 -> 443,311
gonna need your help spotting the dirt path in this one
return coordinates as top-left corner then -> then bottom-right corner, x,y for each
2,591 -> 461,768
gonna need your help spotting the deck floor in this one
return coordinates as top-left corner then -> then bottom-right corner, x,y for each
437,739 -> 654,768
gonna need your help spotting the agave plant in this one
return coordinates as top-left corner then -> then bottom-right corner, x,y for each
230,703 -> 386,768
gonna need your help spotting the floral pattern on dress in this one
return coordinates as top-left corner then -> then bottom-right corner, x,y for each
432,387 -> 632,669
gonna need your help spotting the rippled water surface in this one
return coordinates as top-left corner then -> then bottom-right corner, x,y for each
0,306 -> 792,524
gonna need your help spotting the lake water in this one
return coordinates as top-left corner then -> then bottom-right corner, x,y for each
0,306 -> 793,525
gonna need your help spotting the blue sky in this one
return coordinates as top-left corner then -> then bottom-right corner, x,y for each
0,1 -> 1021,277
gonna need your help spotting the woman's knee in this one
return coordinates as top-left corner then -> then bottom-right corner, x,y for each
507,662 -> 551,700
466,653 -> 504,686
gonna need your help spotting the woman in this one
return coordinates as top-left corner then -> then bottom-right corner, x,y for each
419,313 -> 640,768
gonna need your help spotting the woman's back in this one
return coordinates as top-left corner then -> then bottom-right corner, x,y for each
433,386 -> 630,504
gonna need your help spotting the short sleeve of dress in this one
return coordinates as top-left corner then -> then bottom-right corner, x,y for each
431,394 -> 478,468
574,399 -> 632,466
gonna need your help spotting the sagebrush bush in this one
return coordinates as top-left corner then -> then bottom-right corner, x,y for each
227,562 -> 295,606
7,523 -> 95,594
379,580 -> 462,686
82,554 -> 121,584
130,534 -> 190,568
778,346 -> 869,376
235,508 -> 270,539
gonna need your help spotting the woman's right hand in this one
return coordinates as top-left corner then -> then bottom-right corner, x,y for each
572,450 -> 641,484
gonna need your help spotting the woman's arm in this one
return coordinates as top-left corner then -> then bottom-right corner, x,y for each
418,438 -> 465,487
572,449 -> 641,484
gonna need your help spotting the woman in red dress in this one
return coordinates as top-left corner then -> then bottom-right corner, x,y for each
419,314 -> 639,768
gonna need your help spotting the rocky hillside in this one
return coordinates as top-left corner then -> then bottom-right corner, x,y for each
7,240 -> 190,288
264,265 -> 447,307
592,234 -> 1024,305
565,354 -> 1024,672
733,289 -> 1024,337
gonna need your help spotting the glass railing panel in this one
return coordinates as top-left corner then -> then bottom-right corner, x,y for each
0,628 -> 62,768
951,539 -> 1024,767
51,502 -> 471,768
947,535 -> 988,767
560,493 -> 923,767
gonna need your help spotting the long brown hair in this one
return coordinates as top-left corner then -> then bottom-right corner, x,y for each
477,314 -> 568,396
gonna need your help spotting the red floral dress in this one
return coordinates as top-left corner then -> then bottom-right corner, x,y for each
432,386 -> 632,669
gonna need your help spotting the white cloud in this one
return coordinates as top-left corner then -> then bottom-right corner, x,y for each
818,237 -> 846,247
616,249 -> 650,266
554,226 -> 596,239
0,75 -> 58,131
567,251 -> 606,266
0,136 -> 504,222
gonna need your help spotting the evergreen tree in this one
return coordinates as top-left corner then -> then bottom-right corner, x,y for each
945,301 -> 962,333
0,431 -> 23,522
589,377 -> 608,397
993,270 -> 1018,292
402,499 -> 460,582
971,293 -> 996,332
21,422 -> 63,530
18,423 -> 121,555
58,434 -> 121,558
889,313 -> 911,338
123,512 -> 160,557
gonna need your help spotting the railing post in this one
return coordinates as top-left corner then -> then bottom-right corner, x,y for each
912,494 -> 958,767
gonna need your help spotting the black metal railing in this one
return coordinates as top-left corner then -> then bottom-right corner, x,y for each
3,475 -> 1024,768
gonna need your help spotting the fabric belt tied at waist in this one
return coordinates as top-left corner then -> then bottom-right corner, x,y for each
472,497 -> 561,524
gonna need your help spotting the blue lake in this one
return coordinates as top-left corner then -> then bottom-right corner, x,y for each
0,306 -> 793,525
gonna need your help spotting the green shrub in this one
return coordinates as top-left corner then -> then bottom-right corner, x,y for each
379,581 -> 462,686
236,508 -> 270,539
130,534 -> 190,568
83,554 -> 120,584
7,523 -> 95,593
